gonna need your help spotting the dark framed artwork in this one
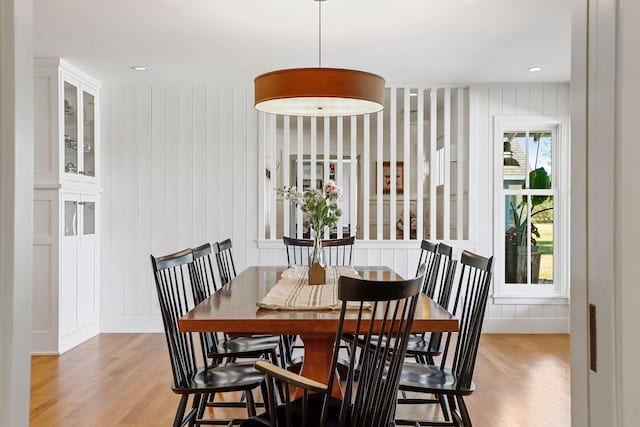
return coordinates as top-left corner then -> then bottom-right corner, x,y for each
382,161 -> 404,194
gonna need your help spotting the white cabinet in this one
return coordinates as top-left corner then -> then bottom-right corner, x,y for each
34,58 -> 100,188
32,58 -> 100,354
59,193 -> 99,350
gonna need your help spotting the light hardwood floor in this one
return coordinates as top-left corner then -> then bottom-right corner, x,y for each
30,333 -> 570,426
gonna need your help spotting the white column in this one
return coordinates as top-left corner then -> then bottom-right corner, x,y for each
416,88 -> 424,241
336,117 -> 343,238
443,88 -> 451,240
350,116 -> 357,238
363,114 -> 370,240
389,87 -> 397,240
376,111 -> 383,240
429,88 -> 438,239
296,116 -> 303,238
282,116 -> 290,237
403,88 -> 410,240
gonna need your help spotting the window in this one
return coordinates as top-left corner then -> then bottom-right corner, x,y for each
493,117 -> 569,304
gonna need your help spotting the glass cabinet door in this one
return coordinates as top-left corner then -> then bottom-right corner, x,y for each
82,91 -> 95,177
63,82 -> 79,175
82,201 -> 96,235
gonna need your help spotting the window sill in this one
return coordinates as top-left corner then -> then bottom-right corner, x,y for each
492,294 -> 570,305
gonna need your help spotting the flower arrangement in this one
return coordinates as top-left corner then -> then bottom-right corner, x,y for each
278,181 -> 342,266
278,180 -> 343,237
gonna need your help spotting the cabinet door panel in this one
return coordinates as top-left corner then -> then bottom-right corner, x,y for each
63,81 -> 79,177
82,91 -> 96,177
77,234 -> 96,327
60,228 -> 78,335
83,201 -> 95,235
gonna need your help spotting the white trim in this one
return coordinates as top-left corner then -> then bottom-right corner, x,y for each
569,1 -> 589,424
492,295 -> 570,305
1,1 -> 34,423
493,116 -> 570,303
59,323 -> 98,354
34,58 -> 101,89
100,317 -> 164,333
483,318 -> 569,334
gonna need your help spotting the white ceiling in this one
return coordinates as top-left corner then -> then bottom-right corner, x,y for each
34,0 -> 570,86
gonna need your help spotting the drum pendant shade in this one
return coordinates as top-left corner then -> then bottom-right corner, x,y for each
254,67 -> 385,117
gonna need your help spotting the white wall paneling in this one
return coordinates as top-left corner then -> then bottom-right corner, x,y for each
101,84 -> 261,332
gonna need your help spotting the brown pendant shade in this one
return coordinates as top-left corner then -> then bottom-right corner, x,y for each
254,68 -> 385,117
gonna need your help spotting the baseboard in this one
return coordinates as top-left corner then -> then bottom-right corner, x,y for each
100,317 -> 164,333
59,323 -> 99,353
31,330 -> 58,354
483,317 -> 569,333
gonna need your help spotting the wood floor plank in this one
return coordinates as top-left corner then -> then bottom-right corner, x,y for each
30,333 -> 570,426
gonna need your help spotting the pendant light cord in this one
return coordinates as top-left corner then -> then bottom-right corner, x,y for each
318,0 -> 322,67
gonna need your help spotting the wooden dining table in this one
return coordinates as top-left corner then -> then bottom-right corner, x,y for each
179,266 -> 458,398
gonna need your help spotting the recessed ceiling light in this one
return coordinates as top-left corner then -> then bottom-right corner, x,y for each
409,92 -> 418,97
528,66 -> 543,72
130,66 -> 148,72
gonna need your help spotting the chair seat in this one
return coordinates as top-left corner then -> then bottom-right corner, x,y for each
348,333 -> 442,356
399,362 -> 475,396
214,335 -> 281,356
240,393 -> 344,427
173,363 -> 265,394
405,334 -> 443,355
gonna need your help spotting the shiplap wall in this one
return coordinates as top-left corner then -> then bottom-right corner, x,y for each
470,83 -> 570,332
101,84 -> 260,331
101,82 -> 569,333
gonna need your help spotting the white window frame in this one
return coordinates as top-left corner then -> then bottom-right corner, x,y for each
493,116 -> 570,305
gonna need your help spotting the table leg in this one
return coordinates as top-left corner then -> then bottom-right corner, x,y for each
297,333 -> 342,399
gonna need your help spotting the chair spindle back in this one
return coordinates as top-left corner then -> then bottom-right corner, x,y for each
440,250 -> 493,390
283,236 -> 355,266
325,265 -> 426,427
150,249 -> 197,389
214,239 -> 237,285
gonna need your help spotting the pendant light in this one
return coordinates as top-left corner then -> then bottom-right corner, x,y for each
254,0 -> 385,117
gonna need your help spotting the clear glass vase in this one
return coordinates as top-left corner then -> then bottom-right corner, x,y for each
310,230 -> 325,267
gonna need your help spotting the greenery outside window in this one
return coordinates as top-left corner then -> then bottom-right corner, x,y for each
493,117 -> 569,304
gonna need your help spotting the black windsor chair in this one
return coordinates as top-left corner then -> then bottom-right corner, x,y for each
240,265 -> 427,427
190,243 -> 283,367
214,239 -> 237,285
395,250 -> 494,427
150,249 -> 267,427
281,235 -> 356,372
282,236 -> 355,267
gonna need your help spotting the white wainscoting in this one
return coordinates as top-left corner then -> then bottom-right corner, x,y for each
100,82 -> 570,334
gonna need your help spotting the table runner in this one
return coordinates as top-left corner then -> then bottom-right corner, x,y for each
257,265 -> 364,310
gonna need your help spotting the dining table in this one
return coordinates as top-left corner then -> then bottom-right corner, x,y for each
179,265 -> 458,398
